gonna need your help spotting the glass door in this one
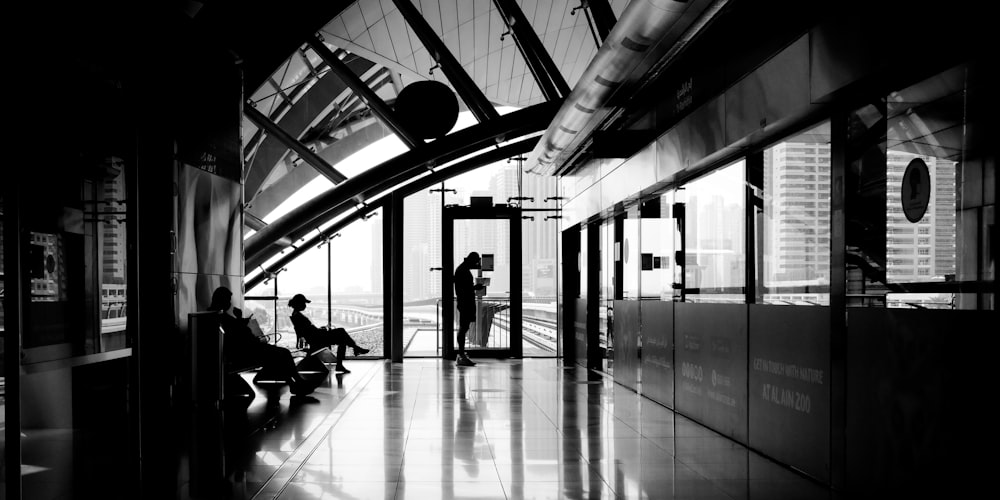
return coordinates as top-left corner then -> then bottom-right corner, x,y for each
442,206 -> 522,360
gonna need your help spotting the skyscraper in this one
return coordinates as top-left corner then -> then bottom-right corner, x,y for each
885,151 -> 956,282
403,191 -> 442,301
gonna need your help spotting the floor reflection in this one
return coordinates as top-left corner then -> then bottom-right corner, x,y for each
219,359 -> 836,500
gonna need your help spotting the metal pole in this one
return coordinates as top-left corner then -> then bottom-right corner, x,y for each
327,237 -> 333,328
273,274 -> 279,344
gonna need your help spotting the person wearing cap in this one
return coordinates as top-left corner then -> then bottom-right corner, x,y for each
454,252 -> 486,367
288,293 -> 370,373
208,286 -> 319,396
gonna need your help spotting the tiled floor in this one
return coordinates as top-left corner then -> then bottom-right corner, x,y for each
237,359 -> 836,499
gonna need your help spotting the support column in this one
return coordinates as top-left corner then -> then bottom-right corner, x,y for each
388,191 -> 405,362
3,173 -> 23,500
829,111 -> 848,489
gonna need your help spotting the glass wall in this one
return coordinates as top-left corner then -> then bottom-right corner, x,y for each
1,194 -> 5,490
640,194 -> 681,301
246,210 -> 384,357
599,219 -> 613,369
520,190 -> 559,357
403,188 -> 443,356
454,218 -> 512,352
13,88 -> 136,497
680,160 -> 746,303
622,206 -> 641,299
760,122 -> 832,305
846,62 -> 994,309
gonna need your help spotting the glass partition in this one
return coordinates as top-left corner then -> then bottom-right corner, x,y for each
680,160 -> 746,303
622,206 -> 640,299
640,194 -> 681,301
760,122 -> 832,305
246,210 -> 384,357
403,189 -> 443,356
599,219 -> 613,369
520,173 -> 559,356
846,61 -> 993,309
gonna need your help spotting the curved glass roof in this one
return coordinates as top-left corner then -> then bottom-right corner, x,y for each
242,0 -> 622,284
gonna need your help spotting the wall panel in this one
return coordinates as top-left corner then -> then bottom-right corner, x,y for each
613,300 -> 640,391
845,308 -> 994,496
573,298 -> 589,369
674,303 -> 748,442
640,301 -> 674,408
748,305 -> 830,482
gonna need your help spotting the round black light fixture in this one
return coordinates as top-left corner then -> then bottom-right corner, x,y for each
394,80 -> 459,140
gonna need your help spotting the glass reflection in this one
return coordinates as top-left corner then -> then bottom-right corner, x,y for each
681,161 -> 746,303
246,211 -> 384,356
761,122 -> 832,305
641,194 -> 680,301
847,62 -> 993,310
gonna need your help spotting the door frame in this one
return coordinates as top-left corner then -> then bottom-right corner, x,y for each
442,204 -> 522,360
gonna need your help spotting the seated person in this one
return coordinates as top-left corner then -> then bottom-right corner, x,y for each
209,286 -> 318,396
288,293 -> 370,373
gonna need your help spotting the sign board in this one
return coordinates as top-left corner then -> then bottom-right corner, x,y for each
480,253 -> 494,271
901,158 -> 931,223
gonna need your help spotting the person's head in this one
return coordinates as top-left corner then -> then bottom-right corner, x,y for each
465,252 -> 481,269
288,293 -> 311,311
209,286 -> 233,312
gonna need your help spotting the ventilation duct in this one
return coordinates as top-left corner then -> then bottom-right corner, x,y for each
526,0 -> 724,176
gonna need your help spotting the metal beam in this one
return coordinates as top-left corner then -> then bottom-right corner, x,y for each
391,0 -> 499,123
243,103 -> 348,184
584,0 -> 618,43
245,136 -> 540,291
245,100 -> 559,264
492,0 -> 572,100
305,37 -> 422,149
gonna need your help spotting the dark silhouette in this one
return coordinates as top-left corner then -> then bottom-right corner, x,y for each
454,252 -> 485,366
208,286 -> 318,396
288,293 -> 370,374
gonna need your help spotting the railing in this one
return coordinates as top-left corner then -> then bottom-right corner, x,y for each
244,296 -> 386,355
436,297 -> 511,351
434,297 -> 559,354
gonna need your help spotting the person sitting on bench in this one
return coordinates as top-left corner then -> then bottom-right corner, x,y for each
288,293 -> 370,373
209,286 -> 319,396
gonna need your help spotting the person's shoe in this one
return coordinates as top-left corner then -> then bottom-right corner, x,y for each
456,354 -> 476,367
289,379 -> 314,396
334,364 -> 351,373
353,346 -> 370,356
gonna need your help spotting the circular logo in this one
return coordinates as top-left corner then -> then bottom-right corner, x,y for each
901,158 -> 931,223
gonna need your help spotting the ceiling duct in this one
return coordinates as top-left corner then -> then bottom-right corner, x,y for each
526,0 -> 723,176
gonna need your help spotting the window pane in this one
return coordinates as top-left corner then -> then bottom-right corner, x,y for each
682,160 -> 746,303
270,212 -> 384,356
846,61 -> 993,310
762,122 -> 831,305
404,190 -> 442,356
623,207 -> 640,299
97,157 -> 129,347
640,193 -> 680,301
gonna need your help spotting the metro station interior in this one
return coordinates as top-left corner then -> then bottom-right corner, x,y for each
2,0 -> 995,498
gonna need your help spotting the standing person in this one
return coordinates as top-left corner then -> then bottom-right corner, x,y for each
208,286 -> 318,396
288,293 -> 370,374
454,252 -> 485,366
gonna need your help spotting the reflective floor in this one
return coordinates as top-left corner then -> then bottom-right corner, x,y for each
238,359 -> 839,500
